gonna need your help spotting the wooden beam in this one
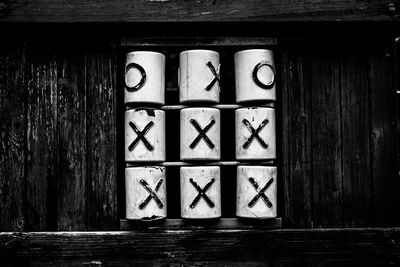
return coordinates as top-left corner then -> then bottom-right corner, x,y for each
1,228 -> 400,265
121,37 -> 279,47
0,0 -> 400,23
120,218 -> 282,230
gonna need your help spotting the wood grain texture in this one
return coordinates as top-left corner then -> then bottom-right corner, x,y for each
56,47 -> 87,230
121,37 -> 279,47
281,44 -> 313,228
369,42 -> 400,226
397,38 -> 400,202
25,44 -> 58,231
120,218 -> 282,230
310,44 -> 343,228
0,44 -> 25,232
0,229 -> 400,265
0,0 -> 400,23
340,46 -> 372,227
86,45 -> 118,230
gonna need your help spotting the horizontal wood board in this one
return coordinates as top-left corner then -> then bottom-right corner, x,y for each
1,228 -> 400,265
0,0 -> 400,23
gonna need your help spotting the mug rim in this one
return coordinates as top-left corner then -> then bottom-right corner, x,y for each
180,107 -> 220,112
180,49 -> 219,55
126,51 -> 166,57
234,49 -> 273,56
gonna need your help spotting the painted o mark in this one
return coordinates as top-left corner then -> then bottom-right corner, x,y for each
125,62 -> 147,92
252,62 -> 275,90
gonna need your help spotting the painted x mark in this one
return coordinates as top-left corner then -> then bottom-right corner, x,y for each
205,61 -> 220,91
189,178 -> 215,209
139,178 -> 164,209
128,121 -> 154,151
190,119 -> 215,149
242,118 -> 269,149
248,177 -> 274,208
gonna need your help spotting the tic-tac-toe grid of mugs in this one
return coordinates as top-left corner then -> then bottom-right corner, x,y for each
123,48 -> 278,220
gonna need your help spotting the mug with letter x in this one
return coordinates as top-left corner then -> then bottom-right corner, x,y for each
236,166 -> 277,218
235,107 -> 276,160
180,107 -> 221,160
180,166 -> 221,219
179,50 -> 221,103
125,108 -> 166,162
125,166 -> 167,220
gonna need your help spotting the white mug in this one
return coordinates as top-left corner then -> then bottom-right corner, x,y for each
124,51 -> 165,105
235,107 -> 276,160
125,108 -> 165,162
235,49 -> 276,103
180,107 -> 221,161
180,166 -> 221,219
125,166 -> 167,220
179,50 -> 220,103
236,166 -> 277,219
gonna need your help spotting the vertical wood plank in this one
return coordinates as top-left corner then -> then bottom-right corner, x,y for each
397,38 -> 400,202
25,46 -> 58,230
340,46 -> 372,227
370,43 -> 400,226
57,46 -> 87,230
86,44 -> 118,230
281,43 -> 313,228
0,44 -> 26,231
310,44 -> 343,228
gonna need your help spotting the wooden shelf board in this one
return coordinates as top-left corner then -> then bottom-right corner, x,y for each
120,218 -> 282,230
125,160 -> 275,167
1,228 -> 400,265
121,37 -> 279,47
125,103 -> 275,110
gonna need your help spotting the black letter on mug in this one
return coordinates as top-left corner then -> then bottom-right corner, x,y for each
252,62 -> 275,90
125,63 -> 147,92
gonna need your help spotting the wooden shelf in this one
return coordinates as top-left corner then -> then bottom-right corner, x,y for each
120,218 -> 282,230
126,160 -> 275,167
1,1 -> 398,24
125,103 -> 275,110
122,37 -> 279,47
1,228 -> 400,265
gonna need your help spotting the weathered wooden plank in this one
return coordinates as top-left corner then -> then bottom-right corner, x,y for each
281,44 -> 313,228
0,0 -> 400,23
121,37 -> 279,47
370,42 -> 400,226
340,46 -> 372,227
56,47 -> 87,230
25,44 -> 58,231
86,45 -> 118,230
0,43 -> 25,231
397,38 -> 400,196
310,44 -> 343,227
0,229 -> 400,265
120,218 -> 282,230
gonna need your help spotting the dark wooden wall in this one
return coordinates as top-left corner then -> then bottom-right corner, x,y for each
0,39 -> 118,231
0,36 -> 399,231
